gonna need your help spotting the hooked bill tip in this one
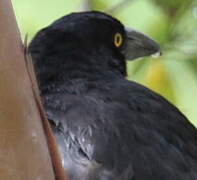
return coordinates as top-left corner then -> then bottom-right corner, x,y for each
151,51 -> 162,58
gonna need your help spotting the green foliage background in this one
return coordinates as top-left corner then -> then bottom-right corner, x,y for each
12,0 -> 197,126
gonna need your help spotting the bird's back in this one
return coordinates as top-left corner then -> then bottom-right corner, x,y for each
44,79 -> 197,180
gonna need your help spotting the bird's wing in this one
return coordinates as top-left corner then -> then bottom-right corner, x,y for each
44,92 -> 135,180
44,80 -> 197,180
104,80 -> 197,180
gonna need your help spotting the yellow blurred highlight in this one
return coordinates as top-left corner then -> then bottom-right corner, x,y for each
144,59 -> 176,103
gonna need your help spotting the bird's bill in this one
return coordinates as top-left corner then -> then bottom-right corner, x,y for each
122,27 -> 161,60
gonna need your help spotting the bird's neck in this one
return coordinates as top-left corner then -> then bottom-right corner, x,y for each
34,46 -> 126,94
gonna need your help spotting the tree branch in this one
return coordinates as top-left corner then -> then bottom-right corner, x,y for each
105,0 -> 135,14
0,0 -> 64,179
79,0 -> 92,11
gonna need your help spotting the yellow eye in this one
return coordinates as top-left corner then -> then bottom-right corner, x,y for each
114,33 -> 123,47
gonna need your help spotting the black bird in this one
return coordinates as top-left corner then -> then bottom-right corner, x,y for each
29,11 -> 197,180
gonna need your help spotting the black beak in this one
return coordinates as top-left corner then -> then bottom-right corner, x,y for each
122,27 -> 161,60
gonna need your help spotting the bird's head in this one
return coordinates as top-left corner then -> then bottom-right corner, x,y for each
29,11 -> 161,81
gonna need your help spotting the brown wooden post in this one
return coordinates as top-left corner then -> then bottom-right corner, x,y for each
0,0 -> 56,179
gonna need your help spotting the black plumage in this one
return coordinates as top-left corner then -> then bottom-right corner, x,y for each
29,11 -> 197,180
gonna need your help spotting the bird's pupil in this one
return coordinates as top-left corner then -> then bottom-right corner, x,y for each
117,36 -> 120,43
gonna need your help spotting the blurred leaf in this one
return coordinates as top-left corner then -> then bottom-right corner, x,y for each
147,16 -> 172,45
151,0 -> 193,16
117,0 -> 162,30
91,0 -> 109,10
